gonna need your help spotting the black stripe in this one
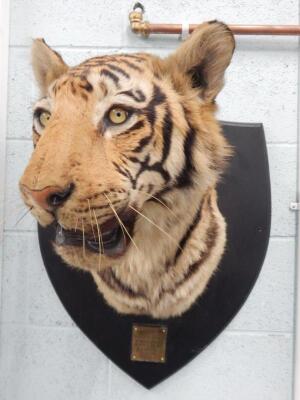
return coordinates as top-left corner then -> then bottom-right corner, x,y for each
32,126 -> 40,136
118,120 -> 145,137
133,155 -> 170,188
173,199 -> 204,263
119,59 -> 143,72
119,154 -> 130,166
131,102 -> 172,186
175,199 -> 217,285
124,84 -> 169,188
160,195 -> 218,297
120,54 -> 145,62
144,84 -> 166,125
70,81 -> 77,95
128,156 -> 141,163
145,163 -> 170,182
161,108 -> 173,164
132,134 -> 152,153
174,127 -> 196,188
112,161 -> 134,184
119,89 -> 146,102
105,63 -> 130,79
112,161 -> 128,178
131,106 -> 173,184
79,81 -> 93,92
100,69 -> 120,86
32,126 -> 40,148
143,111 -> 197,198
99,269 -> 146,299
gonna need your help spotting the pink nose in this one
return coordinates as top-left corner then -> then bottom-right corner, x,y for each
20,184 -> 74,211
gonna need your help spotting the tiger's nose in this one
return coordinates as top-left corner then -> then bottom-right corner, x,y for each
20,183 -> 74,211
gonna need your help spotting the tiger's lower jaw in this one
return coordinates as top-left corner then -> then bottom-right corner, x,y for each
55,224 -> 127,258
54,209 -> 136,258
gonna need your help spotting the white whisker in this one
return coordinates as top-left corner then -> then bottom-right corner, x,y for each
87,199 -> 97,241
74,217 -> 79,232
81,218 -> 86,257
129,204 -> 182,251
104,193 -> 139,252
133,188 -> 180,222
92,209 -> 103,270
14,206 -> 33,227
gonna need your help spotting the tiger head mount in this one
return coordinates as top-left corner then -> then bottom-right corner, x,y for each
19,21 -> 235,319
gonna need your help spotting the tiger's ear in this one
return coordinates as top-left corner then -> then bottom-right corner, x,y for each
32,38 -> 69,95
165,21 -> 235,102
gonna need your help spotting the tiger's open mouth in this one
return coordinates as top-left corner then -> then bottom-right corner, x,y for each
55,209 -> 136,258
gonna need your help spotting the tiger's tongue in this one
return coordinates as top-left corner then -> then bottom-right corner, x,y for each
87,228 -> 127,257
102,234 -> 127,257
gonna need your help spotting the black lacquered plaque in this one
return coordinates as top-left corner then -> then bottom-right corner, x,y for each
38,121 -> 271,388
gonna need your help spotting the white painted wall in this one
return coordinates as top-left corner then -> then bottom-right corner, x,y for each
0,0 -> 297,399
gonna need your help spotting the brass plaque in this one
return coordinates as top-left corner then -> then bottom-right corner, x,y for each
131,324 -> 167,363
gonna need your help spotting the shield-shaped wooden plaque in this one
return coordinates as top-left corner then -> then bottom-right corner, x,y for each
38,121 -> 271,388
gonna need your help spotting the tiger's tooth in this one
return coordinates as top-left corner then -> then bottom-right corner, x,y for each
55,224 -> 66,245
86,239 -> 101,253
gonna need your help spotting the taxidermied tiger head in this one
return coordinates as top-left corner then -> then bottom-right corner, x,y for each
19,21 -> 235,318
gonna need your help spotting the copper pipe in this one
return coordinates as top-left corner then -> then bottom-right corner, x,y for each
129,4 -> 300,37
152,24 -> 300,36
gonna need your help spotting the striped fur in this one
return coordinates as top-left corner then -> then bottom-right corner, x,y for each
19,21 -> 235,318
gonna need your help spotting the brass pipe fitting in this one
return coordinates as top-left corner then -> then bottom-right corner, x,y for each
129,3 -> 150,37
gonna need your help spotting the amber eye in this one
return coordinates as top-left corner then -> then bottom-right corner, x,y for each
108,107 -> 128,125
39,111 -> 51,127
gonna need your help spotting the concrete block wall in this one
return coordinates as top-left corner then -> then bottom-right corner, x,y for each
0,0 -> 297,399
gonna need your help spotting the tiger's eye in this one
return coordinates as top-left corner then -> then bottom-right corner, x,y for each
39,111 -> 51,127
108,107 -> 128,125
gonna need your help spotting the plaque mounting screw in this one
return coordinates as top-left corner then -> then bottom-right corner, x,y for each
161,357 -> 165,362
290,202 -> 300,211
